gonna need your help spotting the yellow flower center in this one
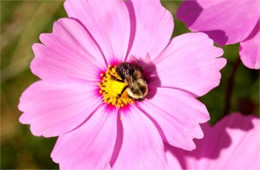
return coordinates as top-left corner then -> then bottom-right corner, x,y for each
98,65 -> 133,108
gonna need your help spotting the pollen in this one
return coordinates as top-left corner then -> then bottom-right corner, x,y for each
98,65 -> 133,107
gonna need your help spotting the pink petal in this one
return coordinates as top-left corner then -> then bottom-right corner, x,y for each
64,0 -> 130,63
240,21 -> 260,69
113,105 -> 166,169
126,0 -> 173,61
177,0 -> 260,45
18,81 -> 101,137
51,104 -> 118,169
153,33 -> 226,97
166,113 -> 260,169
31,18 -> 105,83
165,151 -> 183,170
138,87 -> 209,151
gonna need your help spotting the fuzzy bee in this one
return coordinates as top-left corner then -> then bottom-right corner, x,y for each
114,62 -> 148,100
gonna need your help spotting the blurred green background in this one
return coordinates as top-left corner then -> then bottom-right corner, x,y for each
1,0 -> 259,169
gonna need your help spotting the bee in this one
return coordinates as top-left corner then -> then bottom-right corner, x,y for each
114,62 -> 148,100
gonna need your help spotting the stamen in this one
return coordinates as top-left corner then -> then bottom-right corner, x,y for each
98,65 -> 133,107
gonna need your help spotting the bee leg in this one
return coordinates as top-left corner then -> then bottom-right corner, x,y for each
116,85 -> 129,99
111,75 -> 124,83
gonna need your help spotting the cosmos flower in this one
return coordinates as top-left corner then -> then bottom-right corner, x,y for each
177,0 -> 260,69
18,0 -> 226,169
166,113 -> 260,170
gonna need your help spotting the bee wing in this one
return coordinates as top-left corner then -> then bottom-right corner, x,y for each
144,53 -> 152,63
129,55 -> 139,63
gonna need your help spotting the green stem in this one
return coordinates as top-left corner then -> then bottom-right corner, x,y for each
223,58 -> 241,116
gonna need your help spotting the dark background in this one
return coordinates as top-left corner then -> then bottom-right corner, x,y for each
1,0 -> 259,169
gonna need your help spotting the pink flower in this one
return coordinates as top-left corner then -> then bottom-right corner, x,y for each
18,0 -> 226,169
177,0 -> 260,69
166,113 -> 260,170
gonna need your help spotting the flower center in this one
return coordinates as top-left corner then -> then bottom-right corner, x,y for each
98,65 -> 134,108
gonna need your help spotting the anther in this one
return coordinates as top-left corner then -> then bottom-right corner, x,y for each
98,65 -> 133,107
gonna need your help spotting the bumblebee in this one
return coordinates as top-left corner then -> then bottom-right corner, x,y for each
114,62 -> 148,100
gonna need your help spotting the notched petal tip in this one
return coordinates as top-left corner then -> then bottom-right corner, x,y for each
155,32 -> 227,97
18,114 -> 27,124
